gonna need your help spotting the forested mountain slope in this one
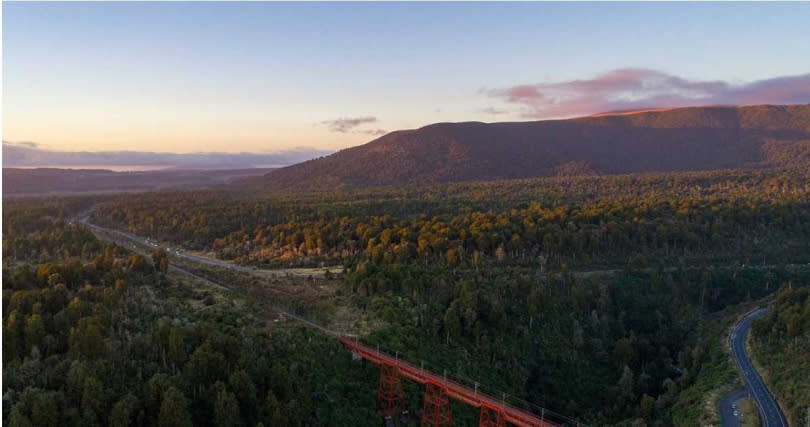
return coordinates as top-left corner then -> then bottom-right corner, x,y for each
243,104 -> 810,190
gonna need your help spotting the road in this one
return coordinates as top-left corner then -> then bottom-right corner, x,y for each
720,388 -> 748,427
78,218 -> 230,291
76,214 -> 338,330
78,215 -> 262,274
725,307 -> 788,427
76,213 -> 810,282
77,215 -> 338,279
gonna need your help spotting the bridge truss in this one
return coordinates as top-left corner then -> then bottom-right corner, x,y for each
339,337 -> 563,427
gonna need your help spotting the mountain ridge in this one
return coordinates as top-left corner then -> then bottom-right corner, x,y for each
242,104 -> 810,190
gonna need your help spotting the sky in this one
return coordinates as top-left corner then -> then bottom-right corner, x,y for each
4,2 -> 810,158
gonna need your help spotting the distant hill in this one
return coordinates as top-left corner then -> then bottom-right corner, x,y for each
3,167 -> 273,196
2,144 -> 330,170
242,104 -> 810,190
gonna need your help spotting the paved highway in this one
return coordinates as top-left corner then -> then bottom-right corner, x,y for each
77,215 -> 339,279
720,388 -> 748,427
727,307 -> 788,427
78,215 -> 264,273
79,215 -> 346,334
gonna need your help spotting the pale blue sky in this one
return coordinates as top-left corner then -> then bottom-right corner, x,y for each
4,2 -> 810,153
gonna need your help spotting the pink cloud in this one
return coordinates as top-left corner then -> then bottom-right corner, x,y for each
486,69 -> 810,118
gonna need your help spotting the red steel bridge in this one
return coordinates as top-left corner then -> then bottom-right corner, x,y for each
339,337 -> 565,427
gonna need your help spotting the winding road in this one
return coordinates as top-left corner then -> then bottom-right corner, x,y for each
723,307 -> 788,427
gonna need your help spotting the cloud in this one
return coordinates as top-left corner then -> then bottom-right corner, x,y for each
2,144 -> 333,169
322,116 -> 378,133
485,69 -> 810,118
480,107 -> 510,116
360,129 -> 388,136
3,140 -> 39,148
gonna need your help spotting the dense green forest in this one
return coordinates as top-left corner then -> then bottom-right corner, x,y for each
2,199 -> 380,427
6,169 -> 810,426
3,198 -> 102,263
348,263 -> 808,424
750,285 -> 810,426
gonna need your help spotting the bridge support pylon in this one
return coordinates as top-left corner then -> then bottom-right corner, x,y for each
422,380 -> 452,427
377,363 -> 404,417
479,403 -> 506,427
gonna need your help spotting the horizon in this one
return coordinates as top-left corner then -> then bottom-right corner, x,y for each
4,2 -> 810,160
4,102 -> 809,169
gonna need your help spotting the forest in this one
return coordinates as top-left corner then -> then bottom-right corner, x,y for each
91,170 -> 810,271
2,198 -> 381,426
750,285 -> 810,425
5,168 -> 810,426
